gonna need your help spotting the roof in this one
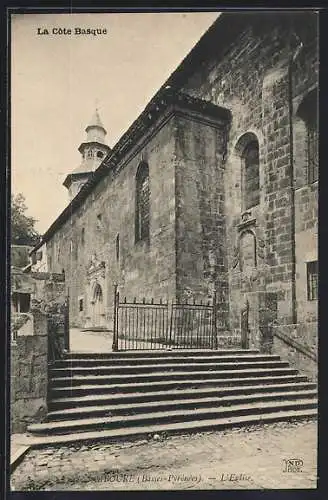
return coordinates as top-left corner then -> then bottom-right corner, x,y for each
86,108 -> 106,133
33,90 -> 230,251
62,170 -> 92,189
11,244 -> 33,268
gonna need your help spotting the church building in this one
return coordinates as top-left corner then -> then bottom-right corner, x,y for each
31,12 -> 318,352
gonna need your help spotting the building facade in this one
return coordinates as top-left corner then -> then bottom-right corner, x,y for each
31,12 -> 318,352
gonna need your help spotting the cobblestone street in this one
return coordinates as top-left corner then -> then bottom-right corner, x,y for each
11,420 -> 317,491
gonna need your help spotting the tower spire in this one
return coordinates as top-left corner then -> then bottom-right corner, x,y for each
85,107 -> 107,143
63,107 -> 111,201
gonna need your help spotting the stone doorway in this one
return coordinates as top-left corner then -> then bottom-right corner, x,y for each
91,283 -> 105,328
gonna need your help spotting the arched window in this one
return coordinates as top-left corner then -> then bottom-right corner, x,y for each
297,89 -> 318,184
135,162 -> 150,242
87,149 -> 93,159
93,283 -> 103,303
242,140 -> 260,210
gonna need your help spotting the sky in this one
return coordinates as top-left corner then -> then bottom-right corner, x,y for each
11,12 -> 220,234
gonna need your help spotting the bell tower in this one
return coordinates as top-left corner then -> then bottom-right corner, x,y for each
63,109 -> 111,201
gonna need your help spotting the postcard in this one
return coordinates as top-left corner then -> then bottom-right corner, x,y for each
9,9 -> 318,492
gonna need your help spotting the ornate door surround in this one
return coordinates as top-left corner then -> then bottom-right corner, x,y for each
85,254 -> 107,329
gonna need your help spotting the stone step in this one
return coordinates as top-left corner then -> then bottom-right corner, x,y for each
64,349 -> 260,359
49,360 -> 289,377
28,399 -> 317,435
54,353 -> 280,367
46,389 -> 317,422
26,407 -> 318,447
48,381 -> 317,411
49,374 -> 309,397
49,367 -> 298,388
23,408 -> 318,448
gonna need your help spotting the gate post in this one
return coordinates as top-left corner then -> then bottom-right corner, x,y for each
112,284 -> 119,352
168,300 -> 174,348
259,292 -> 277,353
241,298 -> 250,349
212,290 -> 218,350
64,294 -> 70,351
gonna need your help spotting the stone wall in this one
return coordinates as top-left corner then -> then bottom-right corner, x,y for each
11,275 -> 68,433
174,113 -> 230,333
272,323 -> 317,381
11,312 -> 48,433
47,117 -> 177,328
32,275 -> 66,304
11,312 -> 34,339
43,14 -> 318,347
180,13 -> 318,340
294,182 -> 318,324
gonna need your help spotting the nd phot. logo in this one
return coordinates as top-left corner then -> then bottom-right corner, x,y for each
282,458 -> 304,473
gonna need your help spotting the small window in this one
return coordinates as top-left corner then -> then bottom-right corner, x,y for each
307,261 -> 318,301
19,293 -> 30,313
79,298 -> 84,312
116,234 -> 120,261
87,150 -> 93,159
97,214 -> 103,230
81,228 -> 85,245
97,151 -> 104,159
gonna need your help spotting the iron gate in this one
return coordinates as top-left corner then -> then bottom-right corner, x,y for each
112,287 -> 218,351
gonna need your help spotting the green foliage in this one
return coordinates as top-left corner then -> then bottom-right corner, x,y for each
11,193 -> 41,245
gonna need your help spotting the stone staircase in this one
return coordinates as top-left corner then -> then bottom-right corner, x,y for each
26,349 -> 317,445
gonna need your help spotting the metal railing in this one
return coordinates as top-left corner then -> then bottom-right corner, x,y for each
169,300 -> 216,349
112,286 -> 218,351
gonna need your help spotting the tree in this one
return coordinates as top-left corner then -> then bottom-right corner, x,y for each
11,193 -> 41,246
